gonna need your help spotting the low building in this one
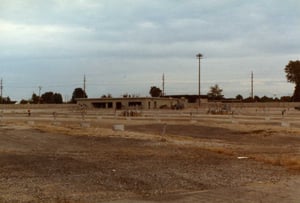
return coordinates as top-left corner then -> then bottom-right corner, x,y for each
163,95 -> 208,108
76,97 -> 187,110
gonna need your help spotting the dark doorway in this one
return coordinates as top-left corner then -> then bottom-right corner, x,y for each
116,102 -> 122,110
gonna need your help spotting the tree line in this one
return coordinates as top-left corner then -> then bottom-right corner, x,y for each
19,88 -> 87,104
1,60 -> 300,104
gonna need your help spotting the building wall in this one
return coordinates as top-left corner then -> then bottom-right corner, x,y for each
77,97 -> 186,110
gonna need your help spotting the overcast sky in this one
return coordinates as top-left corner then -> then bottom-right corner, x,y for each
1,0 -> 299,101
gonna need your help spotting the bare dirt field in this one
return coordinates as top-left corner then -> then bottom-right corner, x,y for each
1,109 -> 300,202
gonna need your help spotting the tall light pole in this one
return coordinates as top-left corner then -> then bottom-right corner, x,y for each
196,53 -> 203,107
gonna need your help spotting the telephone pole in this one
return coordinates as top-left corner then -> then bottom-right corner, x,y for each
162,73 -> 165,96
83,74 -> 86,94
0,79 -> 3,104
38,86 -> 42,104
251,71 -> 254,99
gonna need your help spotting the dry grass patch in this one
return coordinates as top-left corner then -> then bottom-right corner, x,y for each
31,122 -> 166,143
251,154 -> 300,170
194,120 -> 300,136
209,147 -> 235,156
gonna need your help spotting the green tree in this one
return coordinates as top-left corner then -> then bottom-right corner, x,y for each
235,94 -> 243,100
71,88 -> 87,103
280,96 -> 292,102
207,84 -> 223,100
149,86 -> 162,97
20,99 -> 29,104
41,92 -> 54,103
41,92 -> 63,104
31,93 -> 40,104
254,95 -> 261,102
243,97 -> 254,102
0,96 -> 15,104
260,96 -> 273,102
285,60 -> 300,101
53,93 -> 63,104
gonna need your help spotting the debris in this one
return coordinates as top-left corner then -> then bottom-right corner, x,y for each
237,156 -> 249,160
113,124 -> 125,131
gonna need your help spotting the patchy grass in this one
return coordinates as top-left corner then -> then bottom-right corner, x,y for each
203,146 -> 235,156
3,119 -> 300,172
251,154 -> 300,170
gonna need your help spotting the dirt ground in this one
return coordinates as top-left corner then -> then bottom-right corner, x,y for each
0,118 -> 300,202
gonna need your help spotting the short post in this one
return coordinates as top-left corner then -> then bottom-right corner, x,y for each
161,123 -> 167,136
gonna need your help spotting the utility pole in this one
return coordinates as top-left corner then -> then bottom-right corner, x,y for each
251,71 -> 254,99
83,74 -> 86,94
64,95 -> 68,103
38,86 -> 42,104
0,79 -> 3,104
196,53 -> 203,107
162,73 -> 165,96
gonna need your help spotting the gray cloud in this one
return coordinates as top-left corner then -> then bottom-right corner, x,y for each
0,0 -> 299,100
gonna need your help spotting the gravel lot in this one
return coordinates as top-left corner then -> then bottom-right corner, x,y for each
0,114 -> 300,202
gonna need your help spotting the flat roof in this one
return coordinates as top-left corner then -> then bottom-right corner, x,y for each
76,97 -> 177,101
